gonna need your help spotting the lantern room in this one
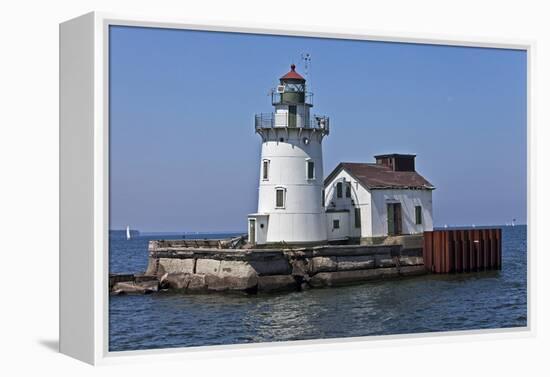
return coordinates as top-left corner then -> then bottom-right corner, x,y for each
272,64 -> 312,106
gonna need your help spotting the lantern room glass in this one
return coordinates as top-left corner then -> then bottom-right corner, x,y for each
283,83 -> 305,92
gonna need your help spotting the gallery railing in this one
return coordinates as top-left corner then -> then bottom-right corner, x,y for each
254,113 -> 330,134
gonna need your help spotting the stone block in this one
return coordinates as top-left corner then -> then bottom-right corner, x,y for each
187,274 -> 207,290
310,256 -> 338,273
336,256 -> 375,271
375,255 -> 396,268
399,256 -> 424,266
112,280 -> 158,294
309,267 -> 400,288
195,259 -> 222,275
257,275 -> 298,292
195,259 -> 259,291
158,258 -> 195,274
205,274 -> 258,291
219,260 -> 256,277
160,272 -> 207,291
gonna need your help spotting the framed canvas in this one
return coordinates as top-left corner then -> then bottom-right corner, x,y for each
59,11 -> 533,365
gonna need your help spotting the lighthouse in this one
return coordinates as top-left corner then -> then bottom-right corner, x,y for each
248,64 -> 330,245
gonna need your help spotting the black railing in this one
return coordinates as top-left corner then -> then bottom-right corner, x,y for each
254,113 -> 330,134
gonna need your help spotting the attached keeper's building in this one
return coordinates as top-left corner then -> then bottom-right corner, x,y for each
324,154 -> 435,244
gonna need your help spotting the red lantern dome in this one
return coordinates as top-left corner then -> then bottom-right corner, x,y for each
280,64 -> 305,81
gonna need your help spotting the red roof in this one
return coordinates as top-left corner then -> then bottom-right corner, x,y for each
280,64 -> 305,80
324,162 -> 435,190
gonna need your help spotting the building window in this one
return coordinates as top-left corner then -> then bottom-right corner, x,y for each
333,219 -> 340,229
355,207 -> 361,228
275,188 -> 286,208
307,160 -> 315,180
262,160 -> 269,180
345,182 -> 351,198
336,182 -> 343,198
322,189 -> 325,207
415,205 -> 422,225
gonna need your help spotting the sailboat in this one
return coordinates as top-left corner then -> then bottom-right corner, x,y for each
126,225 -> 131,240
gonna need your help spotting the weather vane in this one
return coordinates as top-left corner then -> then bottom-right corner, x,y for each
301,52 -> 311,80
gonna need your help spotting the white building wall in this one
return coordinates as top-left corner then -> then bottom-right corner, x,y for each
370,189 -> 434,237
324,170 -> 372,239
256,127 -> 327,244
326,211 -> 350,241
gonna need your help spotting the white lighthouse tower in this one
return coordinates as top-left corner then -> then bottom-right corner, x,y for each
248,64 -> 330,245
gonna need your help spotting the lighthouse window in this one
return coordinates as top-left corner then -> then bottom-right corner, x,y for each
336,182 -> 343,198
333,219 -> 340,229
415,206 -> 423,225
345,182 -> 351,198
307,160 -> 315,180
275,188 -> 286,208
262,160 -> 269,180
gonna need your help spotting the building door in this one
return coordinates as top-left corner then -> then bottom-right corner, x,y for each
288,105 -> 297,127
387,203 -> 402,235
248,219 -> 256,244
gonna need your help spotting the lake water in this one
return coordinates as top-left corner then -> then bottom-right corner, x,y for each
108,226 -> 527,352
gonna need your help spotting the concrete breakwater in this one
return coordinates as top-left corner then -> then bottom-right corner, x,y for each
110,240 -> 426,295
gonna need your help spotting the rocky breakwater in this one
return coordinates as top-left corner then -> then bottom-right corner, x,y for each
108,240 -> 426,294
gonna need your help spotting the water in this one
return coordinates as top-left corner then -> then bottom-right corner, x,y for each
109,226 -> 527,352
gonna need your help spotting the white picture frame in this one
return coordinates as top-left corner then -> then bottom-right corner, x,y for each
59,11 -> 534,365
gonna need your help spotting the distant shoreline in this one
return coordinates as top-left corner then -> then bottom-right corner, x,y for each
109,225 -> 525,236
109,230 -> 246,236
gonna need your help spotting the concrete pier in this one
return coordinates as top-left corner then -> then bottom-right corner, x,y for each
110,241 -> 426,294
109,228 -> 502,295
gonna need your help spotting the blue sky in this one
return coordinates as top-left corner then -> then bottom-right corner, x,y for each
109,26 -> 527,232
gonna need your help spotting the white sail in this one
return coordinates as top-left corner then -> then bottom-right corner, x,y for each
126,225 -> 131,240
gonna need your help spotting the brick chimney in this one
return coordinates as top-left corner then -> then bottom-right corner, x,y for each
374,154 -> 416,172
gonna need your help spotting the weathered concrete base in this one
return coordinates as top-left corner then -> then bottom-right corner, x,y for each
160,272 -> 206,291
309,265 -> 426,288
109,241 -> 428,295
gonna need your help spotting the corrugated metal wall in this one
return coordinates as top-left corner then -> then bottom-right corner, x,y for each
423,229 -> 502,273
